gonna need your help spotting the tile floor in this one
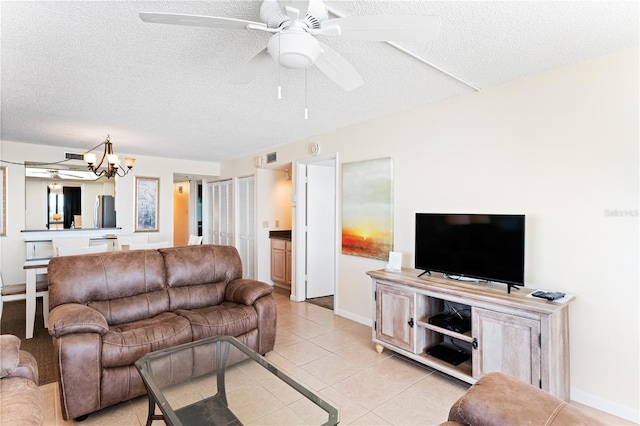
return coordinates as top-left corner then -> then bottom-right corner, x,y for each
40,292 -> 635,425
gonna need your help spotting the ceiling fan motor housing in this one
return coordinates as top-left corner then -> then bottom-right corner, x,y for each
267,29 -> 320,69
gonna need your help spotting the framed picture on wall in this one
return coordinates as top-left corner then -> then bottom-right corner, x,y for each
341,157 -> 394,260
135,176 -> 159,232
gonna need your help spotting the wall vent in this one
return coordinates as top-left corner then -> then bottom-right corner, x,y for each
65,152 -> 85,161
266,152 -> 277,164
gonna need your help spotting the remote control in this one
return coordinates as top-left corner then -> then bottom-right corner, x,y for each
531,290 -> 565,301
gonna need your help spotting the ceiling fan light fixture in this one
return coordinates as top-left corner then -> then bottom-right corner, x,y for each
267,31 -> 320,69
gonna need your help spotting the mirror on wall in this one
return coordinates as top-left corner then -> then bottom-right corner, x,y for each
25,167 -> 115,230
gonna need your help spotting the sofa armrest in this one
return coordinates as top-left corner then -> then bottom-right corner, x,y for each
0,335 -> 39,384
0,335 -> 21,378
225,279 -> 273,305
6,350 -> 39,384
48,304 -> 109,338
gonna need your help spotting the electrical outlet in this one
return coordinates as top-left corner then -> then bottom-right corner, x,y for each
262,221 -> 269,228
275,220 -> 280,228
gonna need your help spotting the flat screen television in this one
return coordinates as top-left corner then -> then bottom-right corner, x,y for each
415,213 -> 525,292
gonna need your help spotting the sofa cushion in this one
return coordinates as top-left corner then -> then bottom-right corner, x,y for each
176,301 -> 259,341
161,245 -> 243,310
102,312 -> 192,368
48,250 -> 170,325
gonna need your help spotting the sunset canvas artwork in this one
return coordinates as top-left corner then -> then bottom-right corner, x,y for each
342,157 -> 393,260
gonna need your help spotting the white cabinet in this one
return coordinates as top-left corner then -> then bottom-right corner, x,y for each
369,269 -> 573,401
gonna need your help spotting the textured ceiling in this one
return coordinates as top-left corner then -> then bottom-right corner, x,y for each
1,1 -> 638,163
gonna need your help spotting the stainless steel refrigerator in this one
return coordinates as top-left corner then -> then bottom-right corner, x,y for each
95,195 -> 116,228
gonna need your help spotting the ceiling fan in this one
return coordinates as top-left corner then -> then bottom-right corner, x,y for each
139,0 -> 440,91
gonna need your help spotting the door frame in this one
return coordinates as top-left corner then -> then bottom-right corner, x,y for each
293,153 -> 338,303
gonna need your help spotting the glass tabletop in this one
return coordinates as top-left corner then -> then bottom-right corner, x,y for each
135,336 -> 339,426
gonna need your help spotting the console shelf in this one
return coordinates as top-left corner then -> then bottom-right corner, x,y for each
416,320 -> 474,344
368,268 -> 574,401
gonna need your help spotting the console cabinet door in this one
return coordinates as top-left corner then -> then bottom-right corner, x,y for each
472,307 -> 541,386
376,283 -> 415,353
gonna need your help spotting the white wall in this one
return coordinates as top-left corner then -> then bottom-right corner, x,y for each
0,140 -> 220,284
222,48 -> 639,420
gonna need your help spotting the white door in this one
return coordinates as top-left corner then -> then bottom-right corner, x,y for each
237,176 -> 255,279
212,180 -> 233,245
203,182 -> 214,244
305,163 -> 335,299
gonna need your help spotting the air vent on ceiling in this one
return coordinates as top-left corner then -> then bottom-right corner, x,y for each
266,152 -> 277,164
65,153 -> 85,161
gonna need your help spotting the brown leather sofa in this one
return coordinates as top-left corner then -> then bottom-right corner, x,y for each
0,334 -> 44,425
442,372 -> 606,426
47,244 -> 277,421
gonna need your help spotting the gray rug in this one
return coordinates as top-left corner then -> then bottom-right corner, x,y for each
306,295 -> 334,310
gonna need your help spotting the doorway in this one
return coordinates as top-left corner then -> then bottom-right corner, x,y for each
294,154 -> 337,306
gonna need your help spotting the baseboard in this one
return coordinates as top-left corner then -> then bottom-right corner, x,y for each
571,387 -> 639,423
335,308 -> 371,327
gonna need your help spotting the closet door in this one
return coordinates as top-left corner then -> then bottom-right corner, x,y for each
237,176 -> 255,279
212,180 -> 233,246
202,182 -> 214,244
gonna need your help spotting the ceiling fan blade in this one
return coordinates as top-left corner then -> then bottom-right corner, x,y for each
276,1 -> 310,19
229,48 -> 274,84
139,12 -> 267,31
320,15 -> 440,41
314,42 -> 364,91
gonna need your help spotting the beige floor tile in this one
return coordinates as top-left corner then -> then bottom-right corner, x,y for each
77,400 -> 141,426
284,366 -> 331,393
263,349 -> 298,372
373,379 -> 452,425
409,371 -> 470,405
309,327 -> 362,352
39,382 -> 60,426
274,339 -> 331,366
301,352 -> 365,385
273,327 -> 305,349
332,355 -> 431,410
246,405 -> 307,425
318,386 -> 369,425
283,317 -> 332,340
287,394 -> 336,425
333,339 -> 393,369
226,383 -> 283,424
347,410 -> 392,425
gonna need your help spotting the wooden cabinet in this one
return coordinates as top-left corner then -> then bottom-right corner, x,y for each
368,269 -> 573,400
270,238 -> 291,289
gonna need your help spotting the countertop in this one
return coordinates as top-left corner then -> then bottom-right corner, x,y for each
269,230 -> 291,241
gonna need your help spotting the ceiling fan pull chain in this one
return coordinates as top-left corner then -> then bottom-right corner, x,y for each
304,69 -> 309,120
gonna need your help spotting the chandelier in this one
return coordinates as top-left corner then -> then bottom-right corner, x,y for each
84,135 -> 135,178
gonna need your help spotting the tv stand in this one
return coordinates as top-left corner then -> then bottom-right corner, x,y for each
367,268 -> 574,401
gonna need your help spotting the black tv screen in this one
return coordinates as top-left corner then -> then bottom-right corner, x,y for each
415,213 -> 525,287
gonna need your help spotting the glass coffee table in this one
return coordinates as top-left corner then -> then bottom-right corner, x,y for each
135,336 -> 339,426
